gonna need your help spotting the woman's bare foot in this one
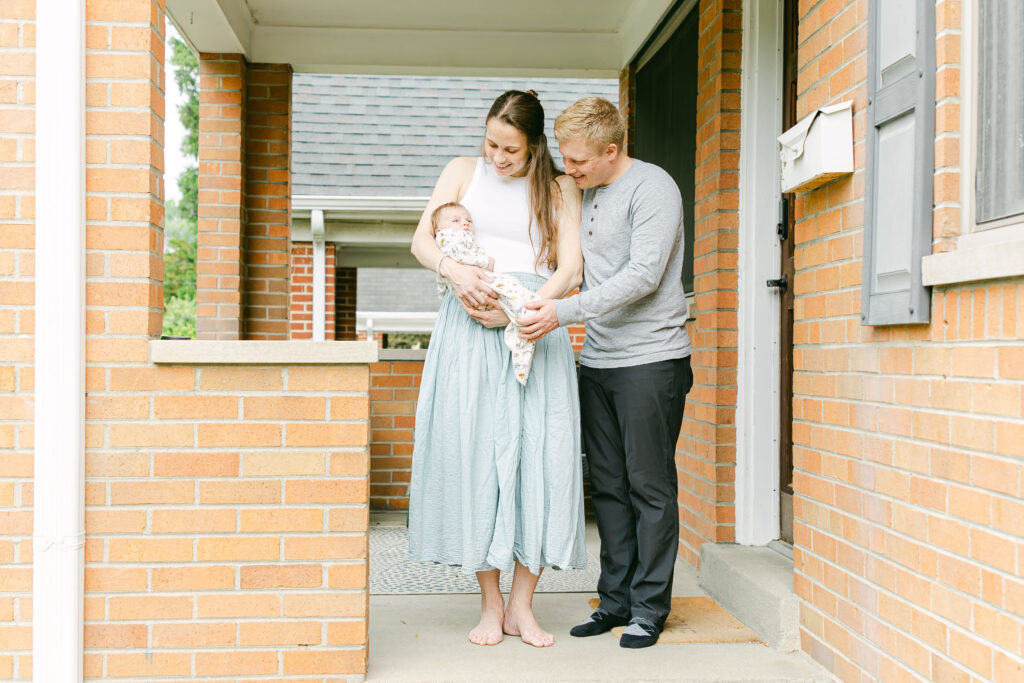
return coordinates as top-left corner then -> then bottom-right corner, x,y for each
469,604 -> 505,646
503,603 -> 554,647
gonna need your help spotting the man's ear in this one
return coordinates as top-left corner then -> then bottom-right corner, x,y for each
605,143 -> 619,160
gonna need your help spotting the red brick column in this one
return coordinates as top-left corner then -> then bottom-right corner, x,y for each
243,63 -> 291,339
369,359 -> 422,509
289,242 -> 336,339
675,0 -> 744,564
196,54 -> 246,339
335,266 -> 357,340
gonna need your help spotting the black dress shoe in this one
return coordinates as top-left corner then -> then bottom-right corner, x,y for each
619,617 -> 660,648
569,609 -> 630,637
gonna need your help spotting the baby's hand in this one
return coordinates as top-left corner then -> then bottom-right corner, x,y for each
487,257 -> 495,270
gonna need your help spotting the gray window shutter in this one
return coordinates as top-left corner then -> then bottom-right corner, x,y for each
862,0 -> 934,325
977,1 -> 1024,225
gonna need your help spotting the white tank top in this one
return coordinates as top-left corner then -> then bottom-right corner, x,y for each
460,157 -> 554,278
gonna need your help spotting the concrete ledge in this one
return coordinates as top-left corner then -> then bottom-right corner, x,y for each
378,348 -> 428,361
150,340 -> 379,365
699,543 -> 800,652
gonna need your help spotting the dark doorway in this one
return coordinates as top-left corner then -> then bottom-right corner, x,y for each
778,0 -> 799,544
633,4 -> 698,295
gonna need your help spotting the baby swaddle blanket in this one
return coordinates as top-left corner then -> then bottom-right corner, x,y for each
435,228 -> 540,386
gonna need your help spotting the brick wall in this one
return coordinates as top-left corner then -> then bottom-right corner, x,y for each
289,241 -> 336,339
242,63 -> 291,339
674,0 -> 744,564
335,265 -> 357,340
0,1 -> 373,678
792,1 -> 1024,681
197,56 -> 291,340
0,0 -> 35,677
369,357 -> 422,509
196,53 -> 246,339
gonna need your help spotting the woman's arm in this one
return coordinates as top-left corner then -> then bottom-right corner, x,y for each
410,157 -> 498,308
534,175 -> 583,300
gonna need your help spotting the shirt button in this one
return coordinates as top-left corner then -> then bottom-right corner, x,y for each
593,204 -> 597,209
588,231 -> 593,236
590,217 -> 594,222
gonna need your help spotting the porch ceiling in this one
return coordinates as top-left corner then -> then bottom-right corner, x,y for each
166,0 -> 675,77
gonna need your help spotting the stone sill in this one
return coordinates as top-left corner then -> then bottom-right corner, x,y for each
150,340 -> 379,365
378,348 -> 428,361
922,226 -> 1024,287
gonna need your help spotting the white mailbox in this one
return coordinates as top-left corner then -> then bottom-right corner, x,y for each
778,100 -> 854,193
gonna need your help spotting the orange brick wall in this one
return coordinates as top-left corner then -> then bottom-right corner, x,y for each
242,63 -> 291,339
197,56 -> 291,340
0,1 -> 373,678
196,53 -> 246,340
792,1 -> 1024,681
0,0 -> 35,677
289,241 -> 336,339
369,357 -> 422,509
667,0 -> 744,565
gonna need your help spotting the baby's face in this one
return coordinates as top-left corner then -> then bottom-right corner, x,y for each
438,207 -> 474,232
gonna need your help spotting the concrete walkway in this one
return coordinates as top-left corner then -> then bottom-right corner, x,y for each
367,516 -> 832,682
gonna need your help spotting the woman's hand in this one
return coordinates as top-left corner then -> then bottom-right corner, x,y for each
461,301 -> 510,328
443,260 -> 498,309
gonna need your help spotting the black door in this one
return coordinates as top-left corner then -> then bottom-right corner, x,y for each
633,8 -> 698,296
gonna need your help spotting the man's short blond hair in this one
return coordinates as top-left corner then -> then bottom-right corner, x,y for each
554,96 -> 626,150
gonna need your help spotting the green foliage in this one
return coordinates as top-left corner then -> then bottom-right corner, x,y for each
177,165 -> 197,224
386,333 -> 431,349
164,199 -> 196,302
162,37 -> 200,339
162,295 -> 196,339
169,37 -> 199,159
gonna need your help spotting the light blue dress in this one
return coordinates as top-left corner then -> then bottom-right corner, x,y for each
408,160 -> 587,576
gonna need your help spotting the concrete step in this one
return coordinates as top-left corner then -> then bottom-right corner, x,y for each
698,543 -> 801,652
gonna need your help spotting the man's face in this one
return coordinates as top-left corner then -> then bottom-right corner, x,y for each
438,206 -> 473,231
559,138 -> 617,190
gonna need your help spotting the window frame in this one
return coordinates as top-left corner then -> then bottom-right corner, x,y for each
922,1 -> 1024,286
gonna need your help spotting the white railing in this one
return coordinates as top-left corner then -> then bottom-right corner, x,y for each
356,311 -> 437,341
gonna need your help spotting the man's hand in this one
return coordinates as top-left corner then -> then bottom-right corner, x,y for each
518,299 -> 559,341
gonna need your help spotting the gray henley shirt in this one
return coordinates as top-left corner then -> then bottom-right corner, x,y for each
555,159 -> 692,368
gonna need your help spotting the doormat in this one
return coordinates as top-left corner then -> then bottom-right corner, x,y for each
370,526 -> 601,594
587,597 -> 763,644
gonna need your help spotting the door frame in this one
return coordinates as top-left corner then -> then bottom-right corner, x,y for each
735,0 -> 786,546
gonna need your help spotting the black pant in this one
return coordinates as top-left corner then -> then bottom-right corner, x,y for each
579,357 -> 692,627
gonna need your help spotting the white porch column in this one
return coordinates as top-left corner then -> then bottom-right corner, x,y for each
311,208 -> 327,341
735,0 -> 784,546
33,3 -> 86,681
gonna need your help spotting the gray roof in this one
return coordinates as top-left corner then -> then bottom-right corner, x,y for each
357,268 -> 439,312
292,74 -> 619,196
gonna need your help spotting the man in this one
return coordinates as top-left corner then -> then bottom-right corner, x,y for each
518,97 -> 693,649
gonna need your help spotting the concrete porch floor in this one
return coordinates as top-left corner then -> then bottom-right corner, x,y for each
367,515 -> 832,682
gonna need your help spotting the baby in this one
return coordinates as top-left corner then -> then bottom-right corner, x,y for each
433,202 -> 540,386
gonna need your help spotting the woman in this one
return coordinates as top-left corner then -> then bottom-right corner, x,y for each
408,90 -> 586,648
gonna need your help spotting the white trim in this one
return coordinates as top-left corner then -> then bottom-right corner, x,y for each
254,25 -> 623,77
357,311 -> 438,339
311,209 -> 326,342
34,5 -> 85,682
958,0 -> 977,241
735,0 -> 784,546
150,340 -> 379,364
292,195 -> 428,223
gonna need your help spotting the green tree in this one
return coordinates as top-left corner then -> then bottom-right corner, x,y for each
162,35 -> 199,338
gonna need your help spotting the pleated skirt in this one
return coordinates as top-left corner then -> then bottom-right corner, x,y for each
408,273 -> 587,575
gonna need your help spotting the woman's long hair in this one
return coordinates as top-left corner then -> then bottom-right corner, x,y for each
485,90 -> 562,271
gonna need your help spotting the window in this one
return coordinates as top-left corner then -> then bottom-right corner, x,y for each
921,0 -> 1024,287
975,2 -> 1024,227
